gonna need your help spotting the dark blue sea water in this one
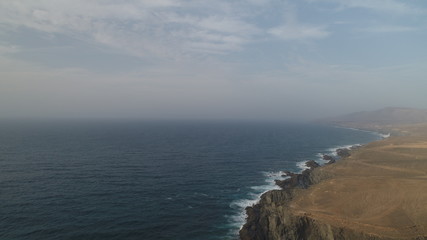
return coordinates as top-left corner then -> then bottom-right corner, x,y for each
0,120 -> 382,240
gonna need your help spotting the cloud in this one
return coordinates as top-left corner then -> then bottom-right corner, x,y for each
360,25 -> 419,33
0,43 -> 21,54
268,23 -> 329,40
0,1 -> 259,59
0,0 -> 331,61
308,0 -> 422,15
266,1 -> 330,41
1,0 -> 427,120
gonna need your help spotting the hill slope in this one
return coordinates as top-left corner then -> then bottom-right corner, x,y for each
319,107 -> 427,131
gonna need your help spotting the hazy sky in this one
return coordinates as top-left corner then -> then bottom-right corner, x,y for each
1,0 -> 426,120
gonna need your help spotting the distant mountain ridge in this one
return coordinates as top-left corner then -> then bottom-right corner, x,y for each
318,107 -> 427,130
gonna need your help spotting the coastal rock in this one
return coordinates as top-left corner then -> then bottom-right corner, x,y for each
322,154 -> 336,164
350,145 -> 361,150
322,154 -> 334,161
274,160 -> 320,189
281,171 -> 294,177
241,209 -> 390,240
275,169 -> 311,189
336,148 -> 351,158
240,190 -> 293,240
276,161 -> 320,189
326,158 -> 335,164
241,148 -> 393,240
305,160 -> 320,169
240,168 -> 393,240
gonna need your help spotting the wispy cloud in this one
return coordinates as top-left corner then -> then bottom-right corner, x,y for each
0,1 -> 254,58
1,0 -> 427,120
268,23 -> 329,40
0,43 -> 21,54
0,0 -> 329,60
308,0 -> 423,15
360,25 -> 419,33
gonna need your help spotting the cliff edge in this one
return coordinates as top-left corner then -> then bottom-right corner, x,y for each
240,109 -> 427,240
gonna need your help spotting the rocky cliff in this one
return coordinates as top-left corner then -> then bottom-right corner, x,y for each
239,169 -> 395,240
239,125 -> 427,240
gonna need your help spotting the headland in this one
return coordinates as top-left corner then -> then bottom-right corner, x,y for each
240,108 -> 427,240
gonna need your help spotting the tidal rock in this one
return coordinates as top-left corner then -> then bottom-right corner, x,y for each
336,148 -> 351,158
326,158 -> 336,164
322,154 -> 335,161
275,169 -> 313,189
305,160 -> 320,169
281,171 -> 294,177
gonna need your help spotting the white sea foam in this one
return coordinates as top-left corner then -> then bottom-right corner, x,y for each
315,152 -> 330,165
323,143 -> 361,158
380,133 -> 391,138
296,160 -> 310,171
334,126 -> 374,134
335,126 -> 390,140
227,170 -> 289,235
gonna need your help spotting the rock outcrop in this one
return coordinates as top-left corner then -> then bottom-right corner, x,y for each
240,166 -> 396,240
322,154 -> 334,161
248,109 -> 427,240
241,161 -> 330,240
240,193 -> 392,240
239,147 -> 405,240
336,148 -> 351,158
275,160 -> 319,190
240,128 -> 427,240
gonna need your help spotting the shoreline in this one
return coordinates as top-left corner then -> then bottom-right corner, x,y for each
239,124 -> 427,239
230,126 -> 380,238
239,140 -> 366,239
238,126 -> 384,237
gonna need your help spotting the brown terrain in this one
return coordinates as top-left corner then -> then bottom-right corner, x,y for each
240,108 -> 427,240
290,123 -> 427,239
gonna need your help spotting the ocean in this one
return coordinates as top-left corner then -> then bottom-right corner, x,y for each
0,120 -> 382,240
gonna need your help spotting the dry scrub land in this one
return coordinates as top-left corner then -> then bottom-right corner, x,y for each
291,124 -> 427,238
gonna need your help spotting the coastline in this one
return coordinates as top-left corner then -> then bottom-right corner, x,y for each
239,123 -> 427,240
232,126 -> 379,236
227,125 -> 381,238
239,141 -> 369,240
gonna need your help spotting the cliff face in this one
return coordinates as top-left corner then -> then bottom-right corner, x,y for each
240,189 -> 392,240
240,125 -> 427,240
239,166 -> 371,240
240,190 -> 291,240
240,160 -> 351,240
240,111 -> 427,240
